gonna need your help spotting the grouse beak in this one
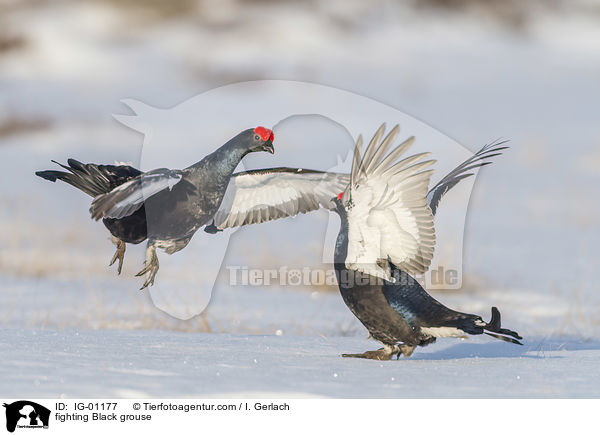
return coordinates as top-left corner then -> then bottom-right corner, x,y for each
263,141 -> 274,154
330,198 -> 342,216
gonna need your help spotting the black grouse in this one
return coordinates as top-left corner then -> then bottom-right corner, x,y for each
36,126 -> 349,288
331,124 -> 522,360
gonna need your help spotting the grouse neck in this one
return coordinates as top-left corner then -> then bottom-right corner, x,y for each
186,139 -> 251,175
333,211 -> 350,268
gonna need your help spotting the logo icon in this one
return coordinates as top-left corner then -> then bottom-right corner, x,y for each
115,80 -> 476,319
3,401 -> 50,433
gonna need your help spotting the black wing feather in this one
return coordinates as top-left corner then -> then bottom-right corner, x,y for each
427,141 -> 509,215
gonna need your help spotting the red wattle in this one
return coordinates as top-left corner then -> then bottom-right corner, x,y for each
254,126 -> 273,142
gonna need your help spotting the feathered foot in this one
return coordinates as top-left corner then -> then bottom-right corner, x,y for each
136,244 -> 159,290
343,344 -> 411,361
109,237 -> 126,275
342,348 -> 393,360
397,344 -> 415,359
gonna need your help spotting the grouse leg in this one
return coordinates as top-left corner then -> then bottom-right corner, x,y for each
109,237 -> 126,275
136,243 -> 159,290
342,345 -> 399,361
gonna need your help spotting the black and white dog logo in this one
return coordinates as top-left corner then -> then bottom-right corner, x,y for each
3,401 -> 50,433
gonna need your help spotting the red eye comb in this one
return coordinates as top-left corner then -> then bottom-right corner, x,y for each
337,192 -> 344,200
254,126 -> 274,142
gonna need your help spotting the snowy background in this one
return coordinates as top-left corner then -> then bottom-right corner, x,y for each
1,0 -> 600,398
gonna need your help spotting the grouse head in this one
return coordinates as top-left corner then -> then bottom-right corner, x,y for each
331,191 -> 349,217
240,126 -> 275,154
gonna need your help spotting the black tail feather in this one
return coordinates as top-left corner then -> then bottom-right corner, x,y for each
36,160 -> 141,198
35,170 -> 65,182
36,162 -> 101,197
484,332 -> 523,345
483,306 -> 523,345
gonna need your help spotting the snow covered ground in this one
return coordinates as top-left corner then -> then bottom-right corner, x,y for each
3,273 -> 600,398
5,329 -> 600,399
1,0 -> 600,398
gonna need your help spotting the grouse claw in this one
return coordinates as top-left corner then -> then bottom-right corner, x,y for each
109,238 -> 126,275
136,244 -> 159,290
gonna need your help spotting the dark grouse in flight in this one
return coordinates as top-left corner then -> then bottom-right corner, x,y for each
36,126 -> 349,288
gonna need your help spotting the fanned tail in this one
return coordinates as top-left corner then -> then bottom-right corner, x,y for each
36,159 -> 141,197
483,306 -> 523,345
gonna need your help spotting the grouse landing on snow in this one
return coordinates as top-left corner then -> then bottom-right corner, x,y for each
331,125 -> 522,360
36,126 -> 349,289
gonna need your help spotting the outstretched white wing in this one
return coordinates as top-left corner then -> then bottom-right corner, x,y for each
344,124 -> 436,280
213,168 -> 350,229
